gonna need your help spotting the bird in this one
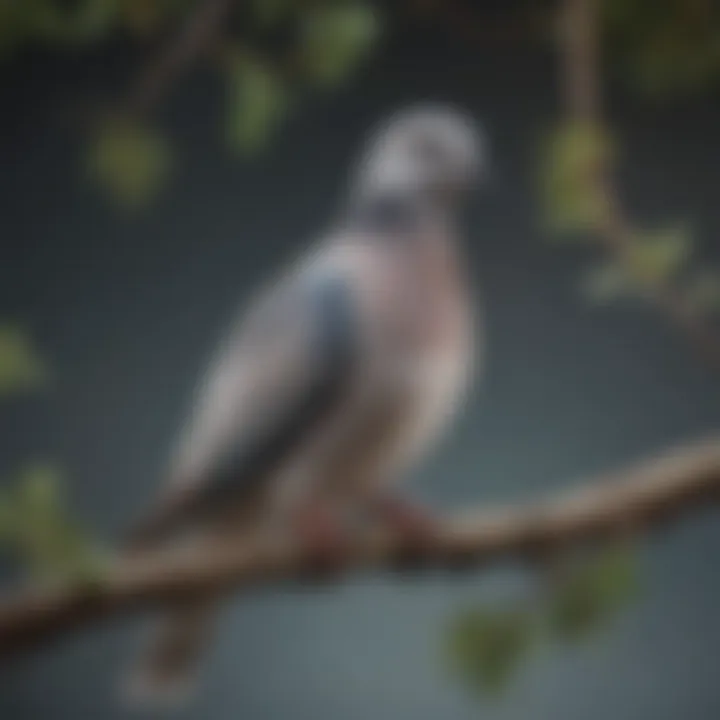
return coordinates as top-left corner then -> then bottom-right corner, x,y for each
123,103 -> 485,706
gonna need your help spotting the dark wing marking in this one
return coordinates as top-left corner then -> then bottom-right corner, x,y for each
127,273 -> 359,547
191,275 -> 357,510
344,192 -> 425,235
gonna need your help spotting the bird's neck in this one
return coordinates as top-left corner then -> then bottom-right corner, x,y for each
342,191 -> 454,237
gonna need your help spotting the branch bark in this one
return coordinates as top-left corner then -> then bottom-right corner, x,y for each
559,0 -> 720,368
1,435 -> 719,662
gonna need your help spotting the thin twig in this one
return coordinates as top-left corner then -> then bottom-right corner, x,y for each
559,0 -> 720,368
123,0 -> 235,119
1,434 -> 719,661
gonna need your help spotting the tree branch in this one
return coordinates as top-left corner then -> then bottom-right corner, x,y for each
559,0 -> 720,368
123,0 -> 235,119
1,435 -> 719,661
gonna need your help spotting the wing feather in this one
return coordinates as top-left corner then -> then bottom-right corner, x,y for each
128,268 -> 359,546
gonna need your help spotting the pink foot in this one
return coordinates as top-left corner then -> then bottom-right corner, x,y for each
372,495 -> 440,551
291,505 -> 351,575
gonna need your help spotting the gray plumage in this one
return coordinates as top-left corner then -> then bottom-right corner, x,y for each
123,104 -> 485,706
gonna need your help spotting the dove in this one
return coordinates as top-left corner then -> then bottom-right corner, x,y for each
123,104 -> 485,705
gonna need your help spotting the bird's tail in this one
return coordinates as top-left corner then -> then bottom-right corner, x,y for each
122,600 -> 217,709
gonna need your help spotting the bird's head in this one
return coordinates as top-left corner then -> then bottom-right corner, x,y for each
351,104 -> 485,210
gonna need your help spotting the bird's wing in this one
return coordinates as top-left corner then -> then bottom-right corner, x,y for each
129,259 -> 361,545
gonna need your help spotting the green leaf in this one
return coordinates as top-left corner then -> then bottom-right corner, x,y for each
549,546 -> 639,642
225,55 -> 287,153
0,465 -> 108,585
625,225 -> 694,288
13,465 -> 65,574
580,262 -> 633,305
685,270 -> 720,313
581,226 -> 694,304
88,120 -> 171,207
18,464 -> 61,513
447,607 -> 537,695
0,324 -> 46,396
0,488 -> 15,540
604,0 -> 720,96
300,3 -> 380,86
539,121 -> 614,236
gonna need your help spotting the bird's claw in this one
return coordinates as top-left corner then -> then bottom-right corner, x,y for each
291,506 -> 351,578
372,495 -> 440,554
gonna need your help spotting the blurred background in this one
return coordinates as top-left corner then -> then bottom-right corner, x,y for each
1,0 -> 720,718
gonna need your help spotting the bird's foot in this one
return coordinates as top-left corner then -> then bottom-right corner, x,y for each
371,495 -> 440,553
291,505 -> 351,577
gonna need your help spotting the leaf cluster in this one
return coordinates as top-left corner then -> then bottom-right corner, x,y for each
446,544 -> 639,696
540,121 -> 720,316
603,0 -> 720,96
0,324 -> 105,586
0,324 -> 46,396
4,0 -> 381,207
0,465 -> 107,584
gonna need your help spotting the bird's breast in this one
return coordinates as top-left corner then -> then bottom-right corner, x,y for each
390,318 -> 472,469
306,229 -> 477,497
365,246 -> 475,484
